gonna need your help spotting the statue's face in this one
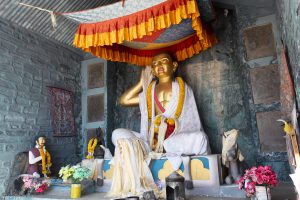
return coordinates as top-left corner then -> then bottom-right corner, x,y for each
151,53 -> 178,78
37,137 -> 46,148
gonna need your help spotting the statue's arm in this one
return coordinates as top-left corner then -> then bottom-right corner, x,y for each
118,78 -> 142,107
28,151 -> 42,164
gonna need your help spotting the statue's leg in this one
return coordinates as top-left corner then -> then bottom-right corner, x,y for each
230,160 -> 241,182
182,156 -> 193,189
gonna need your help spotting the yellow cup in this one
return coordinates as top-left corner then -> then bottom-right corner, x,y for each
70,184 -> 81,198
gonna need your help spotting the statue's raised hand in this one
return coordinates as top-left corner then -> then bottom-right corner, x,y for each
141,66 -> 153,92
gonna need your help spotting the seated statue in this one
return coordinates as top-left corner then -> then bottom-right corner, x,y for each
27,135 -> 52,178
110,53 -> 210,197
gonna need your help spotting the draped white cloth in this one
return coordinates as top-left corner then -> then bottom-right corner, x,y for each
108,135 -> 158,198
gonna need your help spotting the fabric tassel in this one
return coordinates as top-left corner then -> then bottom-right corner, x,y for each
50,11 -> 57,29
19,3 -> 57,30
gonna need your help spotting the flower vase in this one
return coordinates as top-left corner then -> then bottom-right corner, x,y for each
70,183 -> 81,199
251,186 -> 271,200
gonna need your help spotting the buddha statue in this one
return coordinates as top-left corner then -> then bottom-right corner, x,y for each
93,128 -> 105,159
86,128 -> 105,160
109,53 -> 210,197
27,135 -> 52,178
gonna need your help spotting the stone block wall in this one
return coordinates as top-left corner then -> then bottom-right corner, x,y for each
0,19 -> 83,195
276,0 -> 300,110
178,9 -> 256,164
230,2 -> 290,180
113,63 -> 141,133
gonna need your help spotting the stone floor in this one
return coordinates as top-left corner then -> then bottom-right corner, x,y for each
5,194 -> 245,200
4,182 -> 298,200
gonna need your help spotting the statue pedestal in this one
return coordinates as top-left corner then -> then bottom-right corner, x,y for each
149,154 -> 222,188
97,154 -> 246,198
103,154 -> 222,185
99,154 -> 246,198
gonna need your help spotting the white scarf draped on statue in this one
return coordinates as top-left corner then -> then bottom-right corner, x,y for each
140,75 -> 209,155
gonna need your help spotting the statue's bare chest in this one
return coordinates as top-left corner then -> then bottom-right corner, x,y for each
155,84 -> 172,114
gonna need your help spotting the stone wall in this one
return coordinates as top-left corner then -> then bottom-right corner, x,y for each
219,2 -> 290,180
276,0 -> 300,110
179,8 -> 254,161
113,64 -> 141,133
0,19 -> 83,195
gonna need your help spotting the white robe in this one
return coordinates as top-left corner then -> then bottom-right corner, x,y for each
140,79 -> 209,169
113,79 -> 210,170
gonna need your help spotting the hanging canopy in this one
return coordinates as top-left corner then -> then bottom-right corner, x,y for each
63,0 -> 217,66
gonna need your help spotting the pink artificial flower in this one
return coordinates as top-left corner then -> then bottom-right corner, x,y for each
256,174 -> 264,185
22,176 -> 33,189
238,180 -> 244,189
245,181 -> 256,196
270,179 -> 278,187
247,181 -> 255,190
262,175 -> 270,184
237,165 -> 278,196
264,166 -> 271,171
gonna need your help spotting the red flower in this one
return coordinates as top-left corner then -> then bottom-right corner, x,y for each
35,183 -> 48,193
35,188 -> 43,193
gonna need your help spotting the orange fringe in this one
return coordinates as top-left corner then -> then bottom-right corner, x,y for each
73,0 -> 217,66
82,33 -> 217,66
74,0 -> 202,48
